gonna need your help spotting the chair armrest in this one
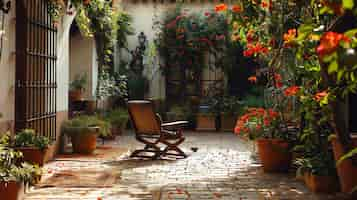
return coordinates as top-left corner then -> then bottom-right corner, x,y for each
161,121 -> 189,129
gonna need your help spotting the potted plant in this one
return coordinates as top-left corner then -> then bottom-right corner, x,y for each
219,96 -> 243,132
331,135 -> 357,193
69,73 -> 87,101
62,115 -> 111,154
235,107 -> 293,172
295,154 -> 338,193
13,129 -> 51,166
0,146 -> 42,200
105,108 -> 129,137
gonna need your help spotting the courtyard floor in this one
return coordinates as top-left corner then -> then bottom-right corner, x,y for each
24,132 -> 349,200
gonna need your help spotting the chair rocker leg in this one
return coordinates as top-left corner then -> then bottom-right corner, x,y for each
161,137 -> 186,158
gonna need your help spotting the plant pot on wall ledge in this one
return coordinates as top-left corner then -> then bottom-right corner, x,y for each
331,136 -> 357,193
256,138 -> 292,172
0,181 -> 20,200
196,113 -> 216,131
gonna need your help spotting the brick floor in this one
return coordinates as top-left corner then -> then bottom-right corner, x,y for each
24,132 -> 349,200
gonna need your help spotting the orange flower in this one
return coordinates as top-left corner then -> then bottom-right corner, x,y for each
261,1 -> 269,8
215,4 -> 228,12
283,29 -> 297,47
314,91 -> 329,101
248,76 -> 257,83
284,86 -> 300,97
274,73 -> 282,81
232,5 -> 242,13
316,32 -> 350,58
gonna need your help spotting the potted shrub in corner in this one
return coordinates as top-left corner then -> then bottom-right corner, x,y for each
69,73 -> 87,102
62,115 -> 110,154
13,129 -> 51,167
235,107 -> 293,172
0,146 -> 42,200
295,155 -> 338,193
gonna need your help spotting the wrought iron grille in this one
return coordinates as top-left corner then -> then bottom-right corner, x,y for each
15,0 -> 57,140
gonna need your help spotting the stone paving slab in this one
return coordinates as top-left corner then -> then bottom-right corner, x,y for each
24,132 -> 351,200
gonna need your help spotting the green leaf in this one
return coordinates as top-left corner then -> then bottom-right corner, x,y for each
344,28 -> 357,37
328,60 -> 339,73
337,147 -> 357,165
343,0 -> 354,9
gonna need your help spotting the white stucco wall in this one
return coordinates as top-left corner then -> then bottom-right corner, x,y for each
69,33 -> 98,99
0,0 -> 16,122
119,1 -> 224,100
57,14 -> 76,111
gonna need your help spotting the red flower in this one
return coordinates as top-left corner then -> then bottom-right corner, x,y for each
275,81 -> 283,88
274,73 -> 282,82
215,4 -> 228,12
232,5 -> 242,13
314,91 -> 328,101
261,1 -> 269,8
316,32 -> 350,58
248,76 -> 257,83
284,86 -> 300,97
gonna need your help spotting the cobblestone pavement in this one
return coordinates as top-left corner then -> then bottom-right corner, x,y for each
24,132 -> 348,200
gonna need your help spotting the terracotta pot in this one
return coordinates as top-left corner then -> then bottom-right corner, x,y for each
70,128 -> 98,154
305,173 -> 338,193
220,114 -> 237,132
196,114 -> 216,131
69,90 -> 83,102
331,136 -> 357,193
0,181 -> 20,200
256,139 -> 292,172
16,147 -> 47,167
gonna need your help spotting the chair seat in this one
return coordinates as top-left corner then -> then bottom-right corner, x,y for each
161,121 -> 189,129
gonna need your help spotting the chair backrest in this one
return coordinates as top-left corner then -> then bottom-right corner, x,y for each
127,100 -> 161,135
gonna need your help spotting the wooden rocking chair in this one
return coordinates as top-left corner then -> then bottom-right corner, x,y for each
127,100 -> 188,159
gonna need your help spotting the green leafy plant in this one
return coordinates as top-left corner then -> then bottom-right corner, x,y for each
104,108 -> 129,128
62,115 -> 111,137
0,146 -> 42,184
14,129 -> 51,151
295,153 -> 336,177
96,70 -> 128,100
70,73 -> 87,91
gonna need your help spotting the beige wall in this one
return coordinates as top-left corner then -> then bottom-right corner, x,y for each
0,0 -> 16,123
69,33 -> 98,99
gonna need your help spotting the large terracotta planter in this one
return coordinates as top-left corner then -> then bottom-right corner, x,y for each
305,173 -> 338,193
331,136 -> 357,193
16,147 -> 48,167
70,128 -> 98,154
196,113 -> 216,131
69,90 -> 83,102
220,114 -> 237,132
256,139 -> 292,172
0,181 -> 20,200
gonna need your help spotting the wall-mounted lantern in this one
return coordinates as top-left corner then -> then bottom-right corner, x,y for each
0,0 -> 11,14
